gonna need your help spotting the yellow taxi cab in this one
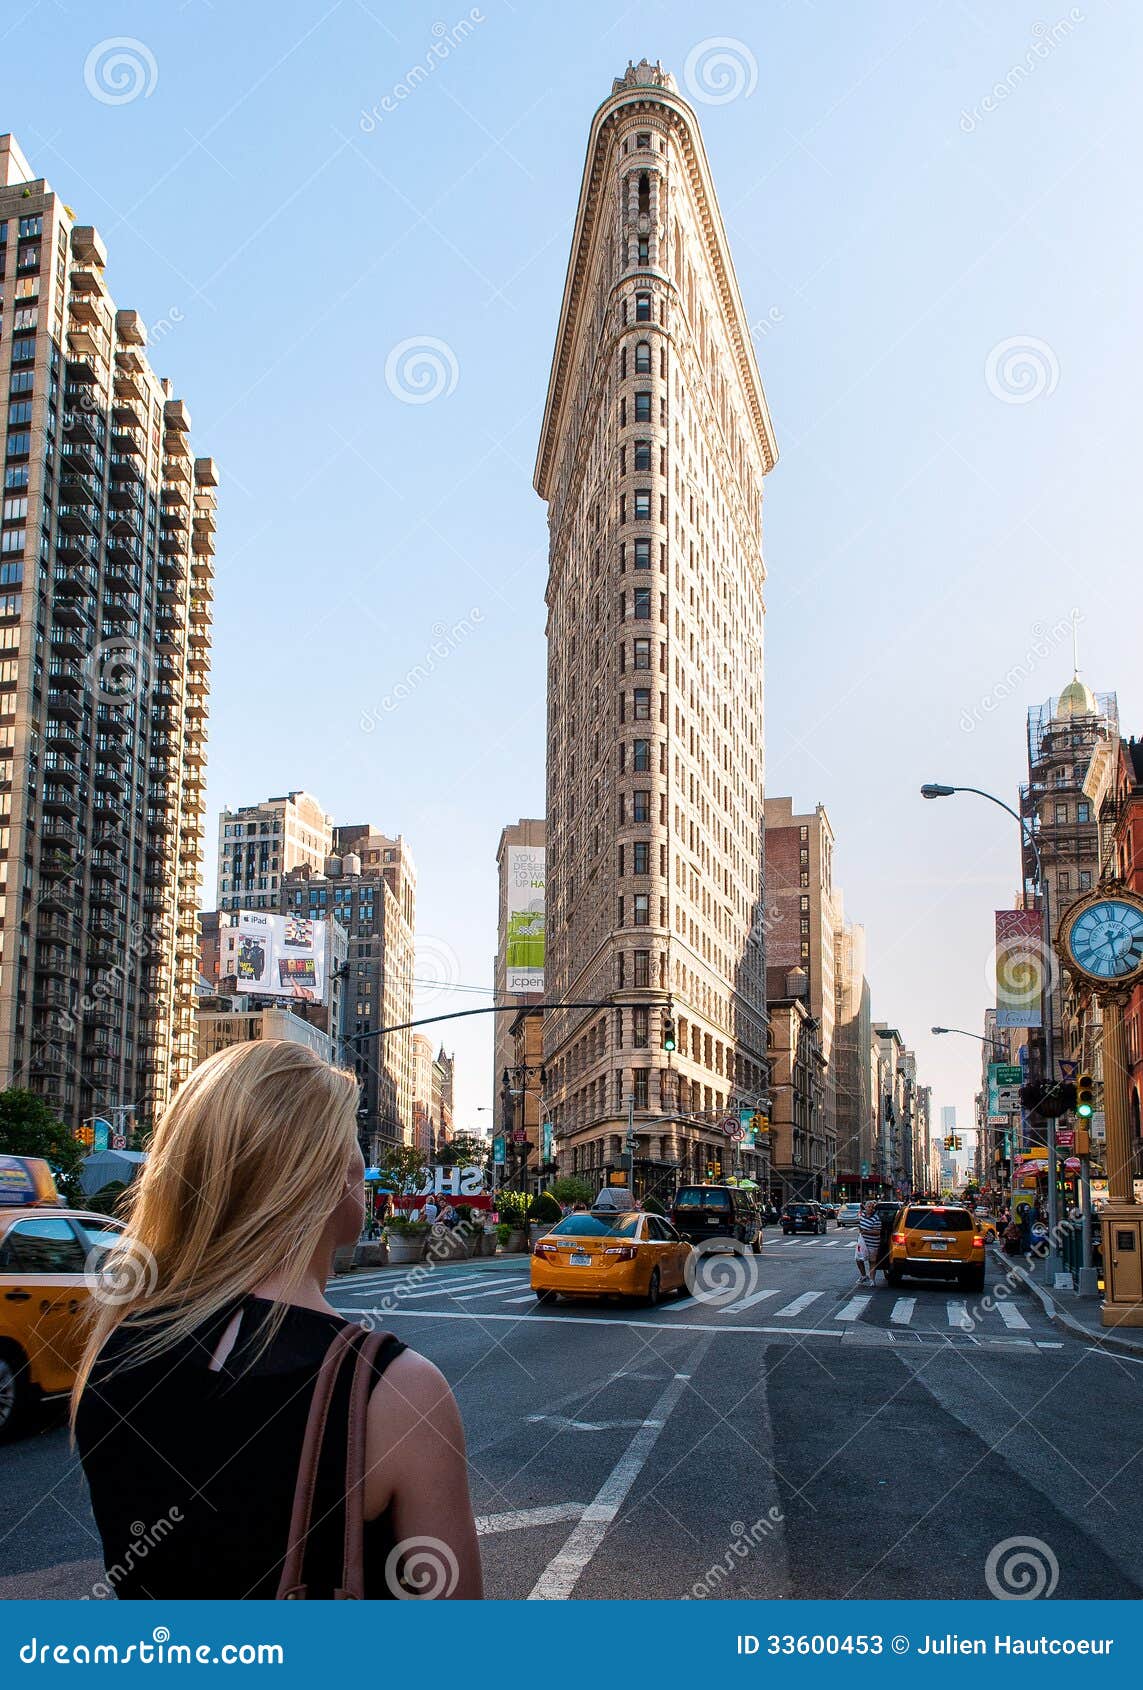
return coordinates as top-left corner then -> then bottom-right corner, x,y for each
530,1207 -> 692,1307
887,1203 -> 985,1293
0,1157 -> 125,1438
973,1208 -> 1000,1244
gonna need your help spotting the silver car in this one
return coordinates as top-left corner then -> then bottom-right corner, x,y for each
837,1202 -> 862,1229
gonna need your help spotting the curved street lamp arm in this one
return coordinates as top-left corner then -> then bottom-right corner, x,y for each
947,785 -> 1042,879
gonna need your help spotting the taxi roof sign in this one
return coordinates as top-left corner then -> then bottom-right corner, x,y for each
0,1155 -> 61,1208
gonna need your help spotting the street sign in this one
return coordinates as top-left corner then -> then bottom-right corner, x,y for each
1059,1059 -> 1078,1080
110,1132 -> 127,1151
1055,1127 -> 1075,1148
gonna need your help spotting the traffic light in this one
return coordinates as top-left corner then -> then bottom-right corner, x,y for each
1075,1126 -> 1091,1156
662,1013 -> 676,1053
1077,1073 -> 1095,1119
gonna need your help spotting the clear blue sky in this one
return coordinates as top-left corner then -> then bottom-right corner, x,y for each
7,0 -> 1141,1140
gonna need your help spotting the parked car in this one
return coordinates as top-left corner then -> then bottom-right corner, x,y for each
781,1201 -> 826,1235
0,1203 -> 125,1438
836,1202 -> 862,1229
531,1210 -> 691,1306
887,1204 -> 985,1292
670,1185 -> 763,1252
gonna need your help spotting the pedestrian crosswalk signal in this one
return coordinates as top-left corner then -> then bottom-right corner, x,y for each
1076,1072 -> 1095,1118
662,1013 -> 676,1053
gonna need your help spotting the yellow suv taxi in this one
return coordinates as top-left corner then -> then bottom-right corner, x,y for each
887,1204 -> 985,1293
0,1164 -> 124,1438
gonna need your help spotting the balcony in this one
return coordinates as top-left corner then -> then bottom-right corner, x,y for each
49,624 -> 90,662
69,294 -> 100,327
35,946 -> 71,979
39,844 -> 77,878
67,325 -> 105,362
95,734 -> 127,763
62,407 -> 99,444
48,660 -> 85,691
103,592 -> 137,623
92,792 -> 125,828
113,366 -> 144,401
40,807 -> 79,842
46,687 -> 83,721
70,265 -> 102,297
115,307 -> 144,346
112,397 -> 145,430
43,751 -> 81,784
62,439 -> 98,474
96,709 -> 130,739
108,504 -> 141,537
111,427 -> 143,456
49,591 -> 91,626
55,530 -> 100,564
37,915 -> 77,946
41,781 -> 79,814
191,528 -> 214,556
57,502 -> 97,535
33,982 -> 72,1011
38,880 -> 77,914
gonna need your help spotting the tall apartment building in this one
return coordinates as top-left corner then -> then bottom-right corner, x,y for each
0,134 -> 215,1128
493,818 -> 546,1116
1021,674 -> 1118,1078
411,1032 -> 434,1155
765,798 -> 840,1170
216,789 -> 331,912
834,916 -> 874,1199
281,827 -> 416,1155
535,62 -> 777,1194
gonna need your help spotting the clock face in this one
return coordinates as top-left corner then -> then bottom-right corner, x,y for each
1066,899 -> 1143,981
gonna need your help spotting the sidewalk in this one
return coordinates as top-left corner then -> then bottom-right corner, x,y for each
990,1243 -> 1143,1358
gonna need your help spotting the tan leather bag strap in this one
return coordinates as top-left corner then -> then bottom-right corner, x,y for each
335,1329 -> 388,1600
278,1325 -> 392,1600
277,1325 -> 358,1599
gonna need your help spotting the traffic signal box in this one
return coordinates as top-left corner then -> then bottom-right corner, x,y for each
1076,1073 -> 1095,1119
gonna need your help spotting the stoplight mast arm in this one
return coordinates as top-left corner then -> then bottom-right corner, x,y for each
348,998 -> 673,1041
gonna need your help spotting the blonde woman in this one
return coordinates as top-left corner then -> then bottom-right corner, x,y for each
73,1041 -> 482,1600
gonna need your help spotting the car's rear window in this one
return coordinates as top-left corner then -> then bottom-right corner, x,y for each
906,1207 -> 972,1232
674,1189 -> 730,1210
787,1204 -> 814,1214
549,1214 -> 641,1237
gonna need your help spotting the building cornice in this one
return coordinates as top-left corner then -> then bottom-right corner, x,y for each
534,79 -> 778,499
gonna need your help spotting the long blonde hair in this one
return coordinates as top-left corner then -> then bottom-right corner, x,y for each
73,1039 -> 360,1410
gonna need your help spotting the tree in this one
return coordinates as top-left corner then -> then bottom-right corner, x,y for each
549,1175 -> 594,1209
444,1133 -> 486,1169
375,1143 -> 429,1192
0,1089 -> 85,1205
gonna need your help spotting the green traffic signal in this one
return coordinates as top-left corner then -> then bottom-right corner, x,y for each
1076,1072 -> 1095,1118
662,1013 -> 676,1052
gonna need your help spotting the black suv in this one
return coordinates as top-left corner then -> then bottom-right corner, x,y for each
670,1185 -> 762,1252
781,1201 -> 826,1235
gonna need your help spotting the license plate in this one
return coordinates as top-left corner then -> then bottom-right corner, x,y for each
569,1251 -> 591,1266
927,1241 -> 948,1251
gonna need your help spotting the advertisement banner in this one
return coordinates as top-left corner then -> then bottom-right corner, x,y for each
506,845 -> 545,992
221,911 -> 329,1003
995,909 -> 1044,1028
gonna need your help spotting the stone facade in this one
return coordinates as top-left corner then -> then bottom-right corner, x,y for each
535,65 -> 776,1198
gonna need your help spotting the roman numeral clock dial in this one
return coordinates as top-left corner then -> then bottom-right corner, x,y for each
1061,893 -> 1143,986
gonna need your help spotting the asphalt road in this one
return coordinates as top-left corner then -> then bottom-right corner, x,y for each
3,1228 -> 1142,1601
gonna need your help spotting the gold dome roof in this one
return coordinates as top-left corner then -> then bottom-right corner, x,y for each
1057,674 -> 1097,718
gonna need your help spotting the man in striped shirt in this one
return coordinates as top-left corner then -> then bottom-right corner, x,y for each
857,1201 -> 883,1288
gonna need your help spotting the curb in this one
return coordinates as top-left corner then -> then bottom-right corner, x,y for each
989,1244 -> 1143,1360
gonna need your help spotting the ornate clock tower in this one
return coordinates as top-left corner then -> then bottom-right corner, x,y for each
1058,885 -> 1143,1326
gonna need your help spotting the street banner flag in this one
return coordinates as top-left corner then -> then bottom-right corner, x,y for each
995,909 -> 1044,1028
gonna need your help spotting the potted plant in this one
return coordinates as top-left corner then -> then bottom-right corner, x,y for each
386,1218 -> 429,1265
495,1222 -> 512,1253
528,1191 -> 562,1248
495,1191 -> 529,1252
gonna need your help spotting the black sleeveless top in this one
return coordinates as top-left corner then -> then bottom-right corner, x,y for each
76,1296 -> 406,1599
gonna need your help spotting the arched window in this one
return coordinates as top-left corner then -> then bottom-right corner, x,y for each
635,292 -> 651,322
634,340 -> 651,373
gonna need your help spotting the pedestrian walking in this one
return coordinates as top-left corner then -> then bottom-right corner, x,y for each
856,1200 -> 881,1288
73,1040 -> 482,1600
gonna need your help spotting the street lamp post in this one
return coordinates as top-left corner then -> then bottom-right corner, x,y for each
921,782 -> 1062,1277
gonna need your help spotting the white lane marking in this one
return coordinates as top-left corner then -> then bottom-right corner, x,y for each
332,1275 -> 524,1304
1038,1341 -> 1065,1350
717,1287 -> 779,1315
529,1373 -> 692,1600
526,1414 -> 657,1432
823,1240 -> 847,1249
996,1302 -> 1030,1330
1086,1348 -> 1143,1366
477,1504 -> 588,1535
836,1296 -> 871,1322
338,1307 -> 847,1338
334,1273 -> 488,1299
947,1301 -> 973,1330
453,1283 -> 536,1301
774,1291 -> 824,1318
503,1292 -> 541,1304
889,1298 -> 916,1325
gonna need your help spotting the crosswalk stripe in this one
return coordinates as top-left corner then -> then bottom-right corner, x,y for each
836,1296 -> 871,1321
997,1302 -> 1029,1330
774,1291 -> 824,1318
889,1298 -> 915,1325
947,1301 -> 973,1330
503,1292 -> 539,1304
717,1287 -> 779,1315
453,1283 -> 534,1301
